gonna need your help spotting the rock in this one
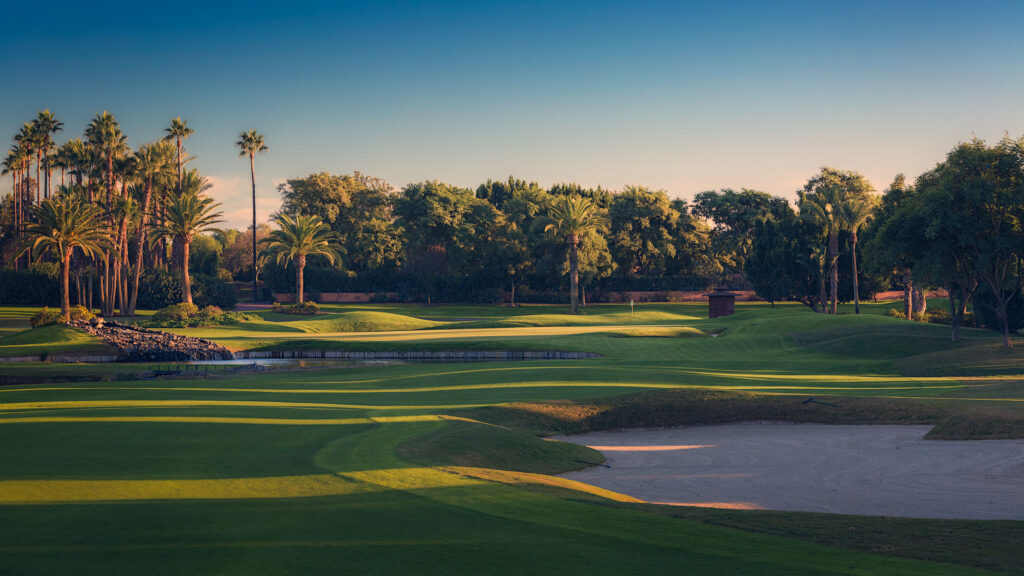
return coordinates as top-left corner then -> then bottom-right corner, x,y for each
68,321 -> 233,362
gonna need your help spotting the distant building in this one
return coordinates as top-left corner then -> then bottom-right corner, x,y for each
708,288 -> 735,319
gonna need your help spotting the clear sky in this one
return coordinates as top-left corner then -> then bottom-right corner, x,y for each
3,0 -> 1023,228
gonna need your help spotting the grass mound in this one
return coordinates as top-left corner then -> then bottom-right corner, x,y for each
455,310 -> 699,329
0,324 -> 113,358
289,311 -> 443,333
397,418 -> 604,474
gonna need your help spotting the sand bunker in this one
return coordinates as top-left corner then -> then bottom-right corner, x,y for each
556,423 -> 1024,519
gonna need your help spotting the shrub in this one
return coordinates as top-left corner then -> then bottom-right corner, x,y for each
883,307 -> 905,319
68,305 -> 95,323
138,270 -> 237,310
0,269 -> 60,306
144,302 -> 251,328
30,307 -> 63,328
273,301 -> 320,315
192,273 -> 238,309
153,303 -> 200,323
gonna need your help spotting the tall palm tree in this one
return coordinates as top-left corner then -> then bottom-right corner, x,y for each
33,110 -> 63,199
151,191 -> 222,304
538,196 -> 609,314
236,130 -> 268,302
163,117 -> 193,197
127,141 -> 172,314
261,213 -> 340,304
840,195 -> 878,315
85,112 -> 125,214
800,185 -> 846,314
23,194 -> 108,317
86,112 -> 126,315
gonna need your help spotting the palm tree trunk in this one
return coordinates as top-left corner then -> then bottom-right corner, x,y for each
828,229 -> 838,314
128,178 -> 154,314
851,232 -> 861,314
296,256 -> 305,303
36,152 -> 41,204
250,153 -> 258,303
569,235 -> 580,314
903,272 -> 914,319
61,250 -> 71,318
182,239 -> 193,304
510,279 -> 515,307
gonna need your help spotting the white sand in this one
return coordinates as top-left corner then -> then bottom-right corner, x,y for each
555,423 -> 1024,519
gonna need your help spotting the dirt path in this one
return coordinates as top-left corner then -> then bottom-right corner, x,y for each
555,423 -> 1024,519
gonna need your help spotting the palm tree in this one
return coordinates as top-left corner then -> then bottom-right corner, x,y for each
800,185 -> 846,314
127,141 -> 172,314
260,213 -> 340,304
33,110 -> 63,199
163,117 -> 193,197
151,190 -> 223,305
236,130 -> 268,302
840,195 -> 878,315
86,112 -> 126,315
22,194 -> 108,317
85,112 -> 125,214
538,196 -> 609,314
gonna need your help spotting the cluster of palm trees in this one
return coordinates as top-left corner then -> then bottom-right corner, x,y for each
800,181 -> 878,315
2,111 -> 259,318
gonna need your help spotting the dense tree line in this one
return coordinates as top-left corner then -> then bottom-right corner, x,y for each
266,174 -> 731,304
743,137 -> 1024,347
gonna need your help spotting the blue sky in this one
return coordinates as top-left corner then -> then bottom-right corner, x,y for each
3,0 -> 1023,228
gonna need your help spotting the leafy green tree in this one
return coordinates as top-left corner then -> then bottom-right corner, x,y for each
261,213 -> 341,304
538,195 -> 609,314
394,180 -> 477,304
692,188 -> 790,271
236,130 -> 268,301
22,193 -> 108,317
151,191 -> 223,304
746,218 -> 795,306
277,172 -> 400,274
476,176 -> 545,210
608,186 -> 679,277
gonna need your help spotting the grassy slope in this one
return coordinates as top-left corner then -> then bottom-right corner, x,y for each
0,302 -> 1021,574
0,324 -> 113,357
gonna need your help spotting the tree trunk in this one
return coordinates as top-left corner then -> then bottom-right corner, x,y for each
128,177 -> 154,314
818,263 -> 827,313
510,279 -> 516,307
568,235 -> 579,314
913,287 -> 927,318
61,250 -> 71,318
36,152 -> 41,204
949,287 -> 960,342
903,272 -> 914,319
295,256 -> 305,304
182,239 -> 193,304
851,232 -> 861,314
828,228 -> 838,314
250,154 -> 258,303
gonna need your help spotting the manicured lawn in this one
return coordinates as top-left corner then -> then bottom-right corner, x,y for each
0,302 -> 1020,574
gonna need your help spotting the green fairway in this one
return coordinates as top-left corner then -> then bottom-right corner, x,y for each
0,302 -> 1021,574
